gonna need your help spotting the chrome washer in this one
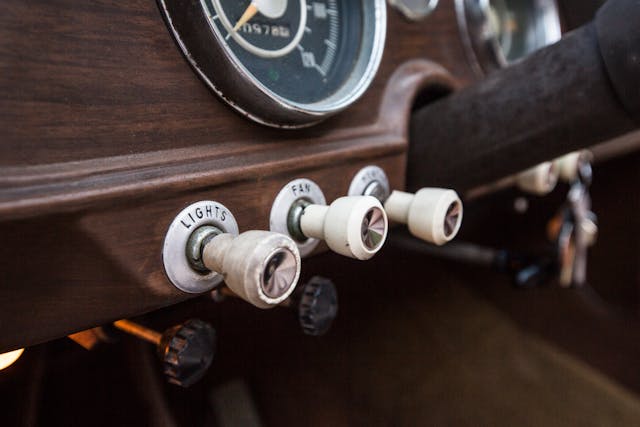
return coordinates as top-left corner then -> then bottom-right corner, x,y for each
163,201 -> 239,294
270,179 -> 327,257
348,165 -> 391,202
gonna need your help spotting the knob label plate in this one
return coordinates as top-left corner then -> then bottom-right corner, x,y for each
289,181 -> 313,197
179,203 -> 230,230
163,201 -> 240,294
348,165 -> 390,201
270,178 -> 326,257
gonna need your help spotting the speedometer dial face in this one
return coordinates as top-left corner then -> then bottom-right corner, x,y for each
157,0 -> 385,127
203,0 -> 363,105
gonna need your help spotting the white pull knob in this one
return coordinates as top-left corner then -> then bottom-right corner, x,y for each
299,196 -> 388,260
515,162 -> 559,195
201,230 -> 301,309
384,188 -> 463,246
553,151 -> 592,183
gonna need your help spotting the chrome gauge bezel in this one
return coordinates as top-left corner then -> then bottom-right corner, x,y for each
455,0 -> 562,75
158,0 -> 387,128
388,0 -> 439,21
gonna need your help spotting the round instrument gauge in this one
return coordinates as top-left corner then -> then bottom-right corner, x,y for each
456,0 -> 561,74
158,0 -> 386,127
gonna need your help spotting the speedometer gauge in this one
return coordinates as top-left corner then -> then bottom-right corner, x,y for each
158,0 -> 386,127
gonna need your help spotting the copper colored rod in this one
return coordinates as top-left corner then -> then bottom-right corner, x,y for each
113,319 -> 162,346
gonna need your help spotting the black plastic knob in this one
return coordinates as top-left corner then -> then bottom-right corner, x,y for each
298,276 -> 338,336
158,319 -> 216,388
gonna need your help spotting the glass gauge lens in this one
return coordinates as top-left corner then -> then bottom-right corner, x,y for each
486,0 -> 561,64
202,0 -> 364,105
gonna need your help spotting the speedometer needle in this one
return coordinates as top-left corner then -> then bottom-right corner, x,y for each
232,0 -> 288,32
232,3 -> 259,32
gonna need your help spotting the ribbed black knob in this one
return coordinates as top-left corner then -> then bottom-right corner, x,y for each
298,277 -> 338,336
158,319 -> 216,388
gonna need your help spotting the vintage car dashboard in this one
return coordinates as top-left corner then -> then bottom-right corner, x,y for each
1,0 -> 633,354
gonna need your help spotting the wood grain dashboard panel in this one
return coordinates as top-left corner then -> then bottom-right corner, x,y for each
0,0 -> 474,351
